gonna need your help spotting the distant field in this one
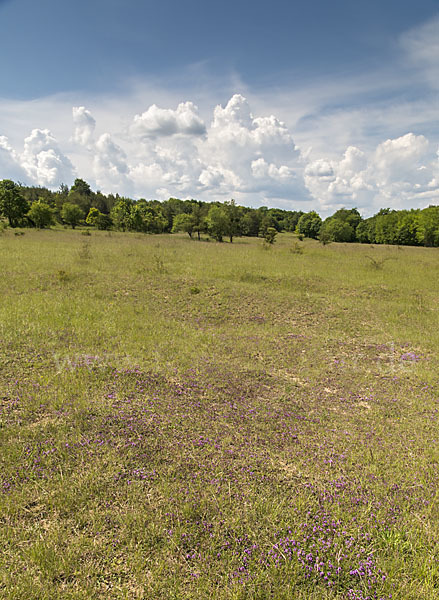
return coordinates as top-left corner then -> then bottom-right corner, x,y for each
0,229 -> 438,599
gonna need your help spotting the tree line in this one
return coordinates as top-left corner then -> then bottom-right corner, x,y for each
0,178 -> 439,247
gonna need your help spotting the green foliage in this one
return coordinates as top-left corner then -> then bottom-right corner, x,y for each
240,210 -> 260,236
319,208 -> 360,243
27,199 -> 54,228
356,219 -> 374,243
320,218 -> 355,242
61,202 -> 84,229
263,226 -> 278,244
296,211 -> 322,239
416,206 -> 439,247
207,204 -> 229,242
259,214 -> 277,238
86,207 -> 100,226
110,198 -> 132,231
96,212 -> 113,230
70,178 -> 92,197
189,203 -> 208,240
0,179 -> 29,227
172,213 -> 195,238
318,229 -> 332,245
223,199 -> 241,242
2,177 -> 439,250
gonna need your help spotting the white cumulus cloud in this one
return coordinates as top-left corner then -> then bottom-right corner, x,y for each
72,106 -> 96,146
304,134 -> 439,214
0,136 -> 28,181
20,129 -> 75,187
131,101 -> 206,139
93,133 -> 131,193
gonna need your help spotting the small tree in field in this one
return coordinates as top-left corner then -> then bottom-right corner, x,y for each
263,227 -> 278,244
61,202 -> 84,228
27,199 -> 54,228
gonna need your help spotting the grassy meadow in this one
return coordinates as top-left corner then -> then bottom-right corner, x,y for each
0,229 -> 438,599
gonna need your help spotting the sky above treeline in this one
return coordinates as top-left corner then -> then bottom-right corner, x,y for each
0,0 -> 438,216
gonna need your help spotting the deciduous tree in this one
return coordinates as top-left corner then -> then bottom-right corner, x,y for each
0,179 -> 29,227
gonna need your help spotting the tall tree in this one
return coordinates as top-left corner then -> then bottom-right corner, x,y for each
70,178 -> 92,197
0,179 -> 29,227
207,205 -> 229,242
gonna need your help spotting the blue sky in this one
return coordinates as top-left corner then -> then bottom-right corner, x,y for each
0,0 -> 438,215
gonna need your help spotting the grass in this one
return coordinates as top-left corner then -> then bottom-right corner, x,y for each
0,229 -> 438,599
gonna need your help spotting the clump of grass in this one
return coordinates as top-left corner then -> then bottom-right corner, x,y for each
78,242 -> 92,260
56,269 -> 71,283
152,253 -> 167,274
190,286 -> 201,295
290,241 -> 304,254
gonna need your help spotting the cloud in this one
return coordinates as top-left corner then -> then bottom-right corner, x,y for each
304,134 -> 439,214
20,129 -> 75,187
131,101 -> 206,139
93,133 -> 131,193
0,56 -> 438,215
72,106 -> 96,146
200,94 -> 307,201
401,16 -> 439,89
72,94 -> 309,204
0,136 -> 28,181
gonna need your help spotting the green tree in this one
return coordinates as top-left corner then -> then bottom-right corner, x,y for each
27,199 -> 54,228
330,207 -> 362,230
296,211 -> 322,239
110,198 -> 132,231
207,205 -> 229,242
96,213 -> 113,230
259,214 -> 277,238
189,203 -> 207,240
356,219 -> 375,243
374,210 -> 399,245
264,227 -> 278,244
67,190 -> 92,215
70,178 -> 91,197
416,206 -> 439,247
240,210 -> 261,237
395,210 -> 420,246
61,202 -> 84,228
223,199 -> 241,243
86,207 -> 100,226
319,219 -> 355,243
172,213 -> 195,238
0,179 -> 29,227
